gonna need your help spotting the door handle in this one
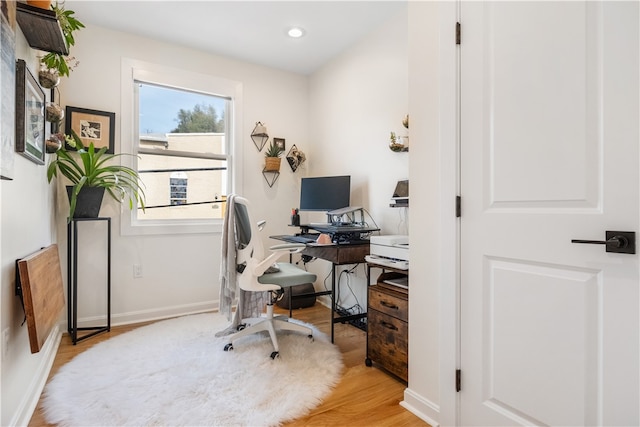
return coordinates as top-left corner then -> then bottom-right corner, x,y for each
571,231 -> 636,254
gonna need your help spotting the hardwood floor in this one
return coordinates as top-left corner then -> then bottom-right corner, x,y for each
28,303 -> 429,427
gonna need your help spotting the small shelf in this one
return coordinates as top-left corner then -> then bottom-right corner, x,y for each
16,2 -> 68,55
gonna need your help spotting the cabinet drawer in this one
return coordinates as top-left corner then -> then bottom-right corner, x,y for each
369,286 -> 408,322
367,309 -> 408,381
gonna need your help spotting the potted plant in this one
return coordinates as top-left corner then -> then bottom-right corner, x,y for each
47,130 -> 145,220
39,3 -> 84,79
264,140 -> 284,172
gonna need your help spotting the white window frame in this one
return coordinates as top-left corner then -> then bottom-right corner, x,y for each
120,58 -> 243,235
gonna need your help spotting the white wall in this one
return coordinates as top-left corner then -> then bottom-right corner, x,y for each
0,4 -> 424,426
1,20 -> 310,426
402,2 -> 450,425
307,6 -> 409,310
1,31 -> 60,426
54,25 -> 310,325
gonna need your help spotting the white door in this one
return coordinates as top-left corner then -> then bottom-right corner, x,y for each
460,1 -> 639,426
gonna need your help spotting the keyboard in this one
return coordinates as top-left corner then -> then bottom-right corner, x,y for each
286,235 -> 316,243
272,234 -> 319,244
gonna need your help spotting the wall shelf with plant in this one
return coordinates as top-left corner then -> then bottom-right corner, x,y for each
16,2 -> 68,55
389,115 -> 409,152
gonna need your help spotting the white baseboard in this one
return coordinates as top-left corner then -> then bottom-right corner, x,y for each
73,300 -> 219,329
10,324 -> 62,427
317,295 -> 331,308
401,387 -> 440,427
111,300 -> 219,326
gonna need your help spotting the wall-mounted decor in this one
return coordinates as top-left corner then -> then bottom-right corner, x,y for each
65,106 -> 115,154
286,144 -> 306,172
273,137 -> 285,152
389,114 -> 409,152
251,121 -> 268,151
264,139 -> 283,172
1,2 -> 17,179
15,59 -> 45,165
45,101 -> 63,123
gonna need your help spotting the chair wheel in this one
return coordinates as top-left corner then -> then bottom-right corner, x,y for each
270,351 -> 279,359
308,334 -> 314,342
365,358 -> 372,367
224,343 -> 233,351
237,323 -> 246,331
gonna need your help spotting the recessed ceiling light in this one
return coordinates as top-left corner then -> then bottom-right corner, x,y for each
287,27 -> 305,38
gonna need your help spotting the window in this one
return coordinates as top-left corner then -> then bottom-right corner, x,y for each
120,59 -> 243,235
136,82 -> 229,221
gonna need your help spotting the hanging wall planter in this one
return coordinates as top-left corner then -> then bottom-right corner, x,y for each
264,157 -> 281,172
389,115 -> 409,152
263,139 -> 284,172
251,121 -> 269,151
45,102 -> 64,123
286,144 -> 306,172
38,68 -> 60,89
45,133 -> 64,153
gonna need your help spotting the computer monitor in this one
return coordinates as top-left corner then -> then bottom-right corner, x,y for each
299,175 -> 350,211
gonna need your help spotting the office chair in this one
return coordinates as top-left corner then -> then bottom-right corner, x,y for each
222,195 -> 317,359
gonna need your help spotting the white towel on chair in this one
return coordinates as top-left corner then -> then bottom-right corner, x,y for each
215,194 -> 267,337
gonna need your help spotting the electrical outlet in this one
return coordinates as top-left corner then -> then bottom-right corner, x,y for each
2,328 -> 9,359
133,264 -> 143,278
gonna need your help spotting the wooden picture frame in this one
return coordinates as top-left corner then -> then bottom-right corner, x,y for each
65,106 -> 115,154
274,137 -> 285,152
15,59 -> 45,165
1,4 -> 17,179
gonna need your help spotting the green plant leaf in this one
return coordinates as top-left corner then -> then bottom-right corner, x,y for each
48,130 -> 146,219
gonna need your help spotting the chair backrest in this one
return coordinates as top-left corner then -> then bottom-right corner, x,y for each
231,196 -> 281,293
233,196 -> 264,264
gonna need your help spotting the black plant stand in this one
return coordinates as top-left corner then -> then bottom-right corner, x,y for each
67,217 -> 111,344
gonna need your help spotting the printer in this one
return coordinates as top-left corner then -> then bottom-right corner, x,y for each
365,235 -> 409,270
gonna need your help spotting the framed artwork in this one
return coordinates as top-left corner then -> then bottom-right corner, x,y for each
0,2 -> 16,178
274,137 -> 285,152
65,106 -> 115,154
15,59 -> 45,165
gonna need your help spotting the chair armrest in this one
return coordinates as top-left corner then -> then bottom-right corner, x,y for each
269,243 -> 305,253
250,244 -> 305,277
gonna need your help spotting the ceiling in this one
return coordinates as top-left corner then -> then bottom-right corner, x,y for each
65,1 -> 407,75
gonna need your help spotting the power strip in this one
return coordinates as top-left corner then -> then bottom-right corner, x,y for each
335,307 -> 367,331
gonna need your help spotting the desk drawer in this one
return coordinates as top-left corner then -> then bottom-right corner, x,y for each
367,309 -> 408,381
369,286 -> 408,322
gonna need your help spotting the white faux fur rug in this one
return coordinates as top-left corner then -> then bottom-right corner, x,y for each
42,313 -> 343,426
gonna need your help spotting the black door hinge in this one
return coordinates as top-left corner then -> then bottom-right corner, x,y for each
456,369 -> 462,392
456,195 -> 461,218
456,22 -> 461,45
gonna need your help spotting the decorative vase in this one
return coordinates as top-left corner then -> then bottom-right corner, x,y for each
38,69 -> 60,89
46,102 -> 64,123
45,133 -> 63,153
264,157 -> 281,172
66,186 -> 105,218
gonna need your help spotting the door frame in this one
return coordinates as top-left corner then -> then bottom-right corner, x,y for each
437,1 -> 461,426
